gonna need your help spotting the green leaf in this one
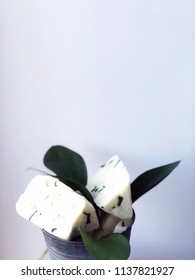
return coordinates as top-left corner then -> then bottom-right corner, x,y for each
80,228 -> 130,260
43,145 -> 87,189
43,145 -> 99,220
131,161 -> 180,203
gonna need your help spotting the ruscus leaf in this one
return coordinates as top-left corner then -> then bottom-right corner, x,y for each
131,161 -> 180,203
80,227 -> 130,260
43,145 -> 87,188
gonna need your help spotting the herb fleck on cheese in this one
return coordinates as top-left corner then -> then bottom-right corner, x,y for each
83,212 -> 91,225
29,210 -> 38,221
117,196 -> 123,206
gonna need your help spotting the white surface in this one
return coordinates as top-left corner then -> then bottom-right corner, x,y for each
0,0 -> 194,259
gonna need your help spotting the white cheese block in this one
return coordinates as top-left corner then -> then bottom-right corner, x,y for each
86,155 -> 133,220
16,175 -> 99,240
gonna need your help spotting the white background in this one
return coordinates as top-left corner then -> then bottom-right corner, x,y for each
0,0 -> 194,259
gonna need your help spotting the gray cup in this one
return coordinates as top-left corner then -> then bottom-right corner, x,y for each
42,210 -> 135,260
